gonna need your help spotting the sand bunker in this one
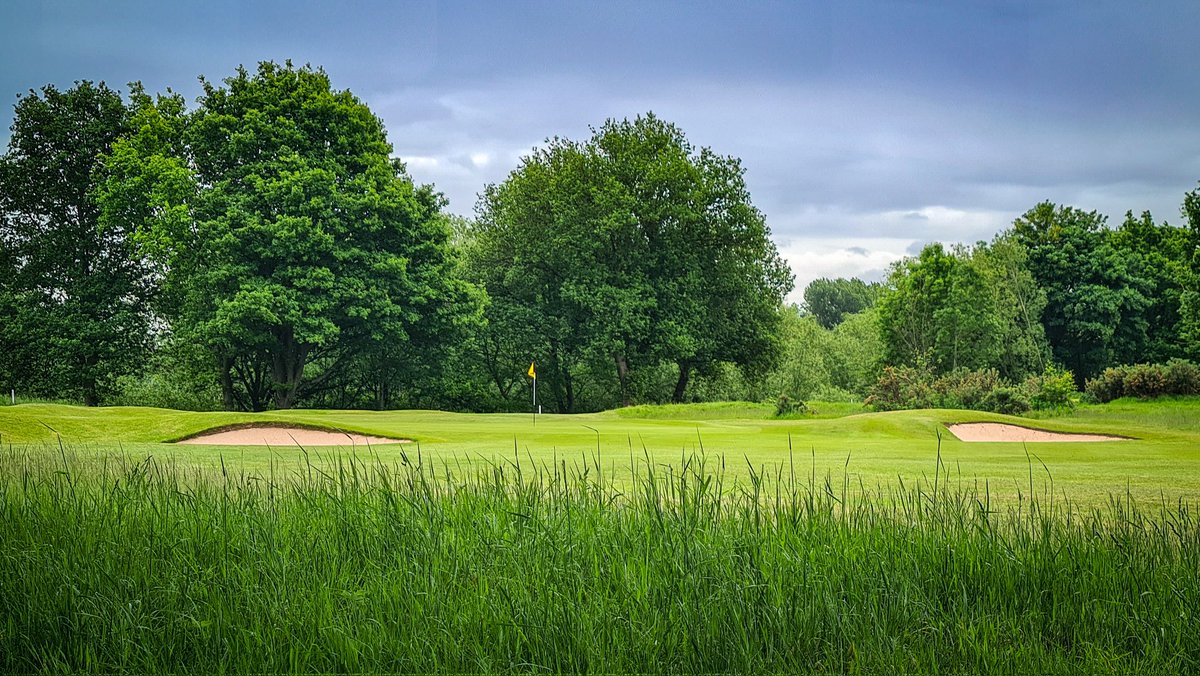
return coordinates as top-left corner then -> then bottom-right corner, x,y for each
177,425 -> 410,446
947,423 -> 1125,443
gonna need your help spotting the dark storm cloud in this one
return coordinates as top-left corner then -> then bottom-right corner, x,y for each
3,0 -> 1199,298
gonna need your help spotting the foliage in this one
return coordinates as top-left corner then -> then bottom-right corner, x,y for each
802,277 -> 879,329
468,113 -> 791,411
1181,185 -> 1200,360
108,340 -> 223,411
767,306 -> 884,402
979,387 -> 1032,415
1084,360 -> 1200,403
772,393 -> 807,417
866,364 -> 1050,414
97,62 -> 477,410
1024,364 -> 1077,411
864,364 -> 936,411
971,235 -> 1051,380
1011,202 -> 1152,384
1110,210 -> 1191,362
0,81 -> 152,405
931,367 -> 1004,410
877,243 -> 1004,374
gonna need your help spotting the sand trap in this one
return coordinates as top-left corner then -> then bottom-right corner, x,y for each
176,425 -> 410,446
947,423 -> 1126,443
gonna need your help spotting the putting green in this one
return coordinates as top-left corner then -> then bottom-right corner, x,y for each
2,399 -> 1198,505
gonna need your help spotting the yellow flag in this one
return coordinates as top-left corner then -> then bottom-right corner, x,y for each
528,361 -> 536,379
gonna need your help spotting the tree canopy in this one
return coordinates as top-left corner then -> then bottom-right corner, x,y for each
803,277 -> 878,329
468,114 -> 792,411
3,63 -> 1199,414
0,81 -> 151,405
98,62 -> 476,409
1011,202 -> 1151,384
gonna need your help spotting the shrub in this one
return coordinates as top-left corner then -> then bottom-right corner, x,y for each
774,394 -> 808,417
1085,360 -> 1200,403
934,368 -> 1002,410
1124,363 -> 1168,399
1026,365 -> 1076,411
864,365 -> 935,411
980,387 -> 1032,415
866,366 -> 1022,414
1084,367 -> 1128,403
1164,359 -> 1200,396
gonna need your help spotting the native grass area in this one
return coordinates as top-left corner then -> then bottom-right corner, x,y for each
2,399 -> 1198,672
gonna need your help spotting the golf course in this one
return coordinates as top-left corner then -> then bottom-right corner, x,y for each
4,20 -> 1200,669
3,398 -> 1198,505
3,397 -> 1199,673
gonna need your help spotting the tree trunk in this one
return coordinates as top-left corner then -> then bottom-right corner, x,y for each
220,356 -> 236,411
81,354 -> 98,406
271,329 -> 310,409
614,354 -> 631,407
672,361 -> 692,403
563,368 -> 575,413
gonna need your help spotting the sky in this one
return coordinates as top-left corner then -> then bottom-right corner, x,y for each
2,0 -> 1198,302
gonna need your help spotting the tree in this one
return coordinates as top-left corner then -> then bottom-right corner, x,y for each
1011,202 -> 1151,384
802,277 -> 878,329
1110,210 -> 1190,362
0,81 -> 151,405
972,235 -> 1050,380
99,62 -> 475,409
877,243 -> 1002,373
1181,185 -> 1200,359
766,307 -> 837,401
469,113 -> 791,411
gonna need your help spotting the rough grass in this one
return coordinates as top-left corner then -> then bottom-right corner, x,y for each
1,445 -> 1196,673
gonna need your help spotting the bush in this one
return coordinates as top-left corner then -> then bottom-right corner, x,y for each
980,387 -> 1032,415
866,365 -> 1024,414
1085,367 -> 1127,403
1124,363 -> 1167,399
1025,365 -> 1076,411
1085,360 -> 1200,403
934,368 -> 1002,410
110,370 -> 222,411
864,365 -> 935,411
774,394 -> 808,417
1164,359 -> 1200,396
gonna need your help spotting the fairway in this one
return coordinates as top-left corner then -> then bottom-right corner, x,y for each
3,399 -> 1198,505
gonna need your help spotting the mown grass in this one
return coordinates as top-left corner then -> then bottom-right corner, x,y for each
1,444 -> 1197,673
3,398 -> 1200,506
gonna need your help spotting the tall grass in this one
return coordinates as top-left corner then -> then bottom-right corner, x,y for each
1,442 -> 1197,673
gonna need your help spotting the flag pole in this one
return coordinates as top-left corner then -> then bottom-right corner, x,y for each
529,361 -> 538,425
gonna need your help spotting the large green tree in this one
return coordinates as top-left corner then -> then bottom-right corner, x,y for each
1011,202 -> 1151,384
877,243 -> 1003,374
469,113 -> 791,411
1110,210 -> 1190,363
971,235 -> 1051,380
99,62 -> 475,409
802,277 -> 879,329
1182,185 -> 1200,359
0,81 -> 151,405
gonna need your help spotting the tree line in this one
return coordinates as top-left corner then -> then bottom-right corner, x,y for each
2,61 -> 1198,412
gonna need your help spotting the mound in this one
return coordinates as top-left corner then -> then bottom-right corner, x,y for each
176,425 -> 409,446
947,423 -> 1126,443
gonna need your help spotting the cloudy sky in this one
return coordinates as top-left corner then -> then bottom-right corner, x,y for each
3,0 -> 1198,301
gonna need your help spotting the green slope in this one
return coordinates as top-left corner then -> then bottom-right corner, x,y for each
2,399 -> 1199,505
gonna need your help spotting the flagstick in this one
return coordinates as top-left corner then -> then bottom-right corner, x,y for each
532,375 -> 537,426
